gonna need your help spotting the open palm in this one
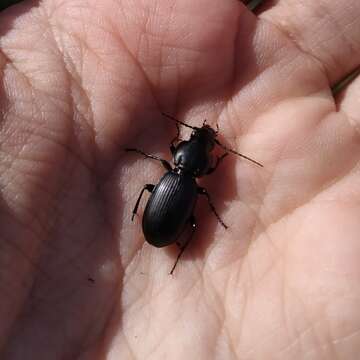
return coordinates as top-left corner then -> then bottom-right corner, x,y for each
1,0 -> 360,359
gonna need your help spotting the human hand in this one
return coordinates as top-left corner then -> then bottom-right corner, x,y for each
0,0 -> 359,359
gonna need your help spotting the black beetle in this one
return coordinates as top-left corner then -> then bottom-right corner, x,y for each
126,113 -> 262,274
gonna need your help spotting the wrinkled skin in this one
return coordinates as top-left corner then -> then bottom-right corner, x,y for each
1,0 -> 360,359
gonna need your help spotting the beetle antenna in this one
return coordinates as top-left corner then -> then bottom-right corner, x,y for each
214,139 -> 263,167
161,112 -> 197,130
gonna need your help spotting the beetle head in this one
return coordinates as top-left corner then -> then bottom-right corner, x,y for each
161,112 -> 263,167
190,123 -> 217,151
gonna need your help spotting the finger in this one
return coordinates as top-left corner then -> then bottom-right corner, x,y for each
258,0 -> 360,85
224,8 -> 333,134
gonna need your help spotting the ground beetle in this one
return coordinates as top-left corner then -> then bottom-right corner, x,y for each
126,113 -> 263,274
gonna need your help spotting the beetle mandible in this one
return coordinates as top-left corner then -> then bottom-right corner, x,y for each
126,113 -> 263,274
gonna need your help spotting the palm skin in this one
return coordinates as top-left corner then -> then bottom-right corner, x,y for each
1,0 -> 360,359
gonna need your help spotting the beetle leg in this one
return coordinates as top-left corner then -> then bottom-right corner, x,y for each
131,184 -> 154,221
206,152 -> 229,175
198,187 -> 228,229
125,148 -> 172,171
170,216 -> 197,275
170,122 -> 180,155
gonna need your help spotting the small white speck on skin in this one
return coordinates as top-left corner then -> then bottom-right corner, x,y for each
99,260 -> 119,283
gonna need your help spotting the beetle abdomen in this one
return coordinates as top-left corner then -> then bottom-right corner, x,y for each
142,172 -> 197,247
